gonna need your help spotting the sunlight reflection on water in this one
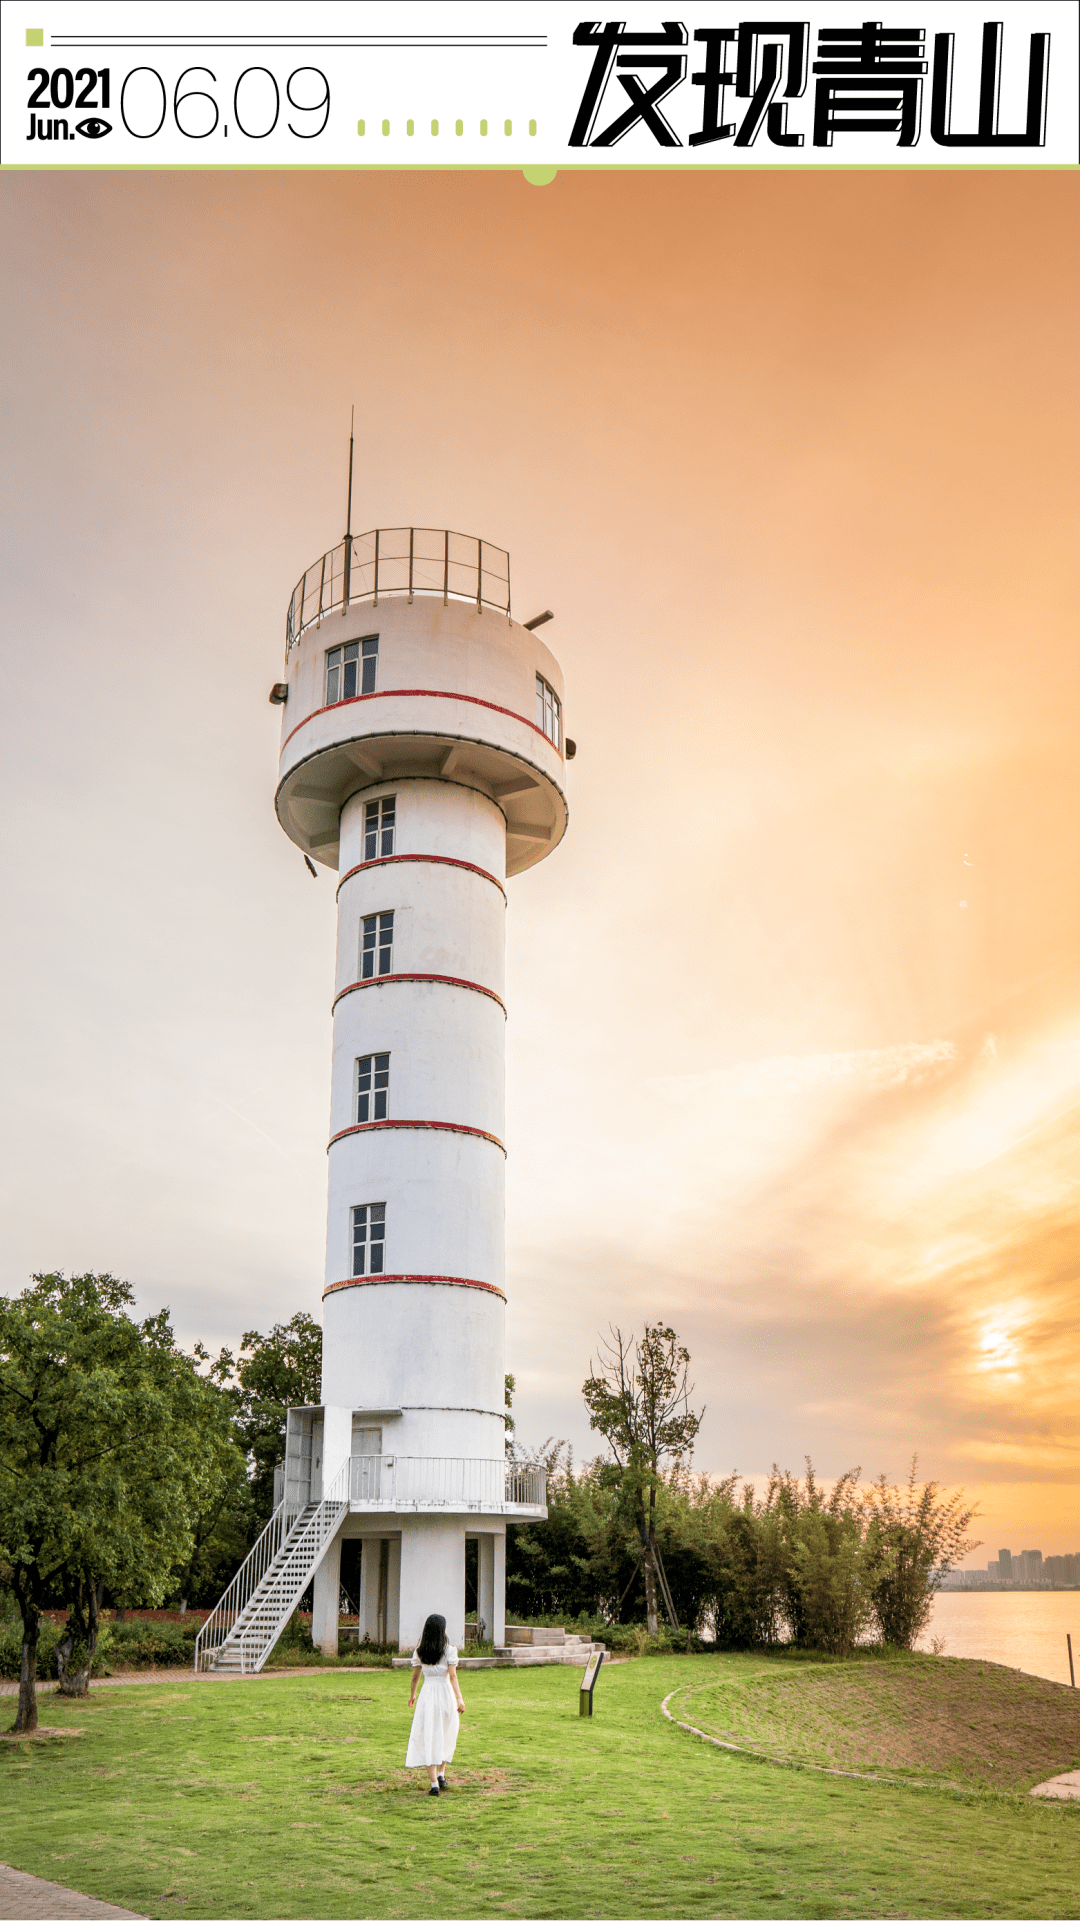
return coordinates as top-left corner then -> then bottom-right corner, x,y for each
918,1590 -> 1079,1686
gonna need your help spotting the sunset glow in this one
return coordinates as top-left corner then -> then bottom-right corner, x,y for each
1,166 -> 1077,1561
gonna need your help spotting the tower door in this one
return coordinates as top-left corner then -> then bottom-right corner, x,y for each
284,1406 -> 321,1512
352,1419 -> 383,1502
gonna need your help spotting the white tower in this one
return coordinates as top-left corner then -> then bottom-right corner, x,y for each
273,526 -> 567,1654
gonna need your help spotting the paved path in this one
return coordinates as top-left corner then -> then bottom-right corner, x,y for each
0,1862 -> 146,1920
1030,1768 -> 1080,1801
0,1669 -> 195,1697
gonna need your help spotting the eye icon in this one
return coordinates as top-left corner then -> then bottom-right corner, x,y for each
76,117 -> 112,139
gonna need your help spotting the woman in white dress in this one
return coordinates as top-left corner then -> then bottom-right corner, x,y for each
406,1612 -> 465,1795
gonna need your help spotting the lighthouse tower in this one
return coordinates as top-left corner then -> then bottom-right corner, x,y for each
272,526 -> 566,1656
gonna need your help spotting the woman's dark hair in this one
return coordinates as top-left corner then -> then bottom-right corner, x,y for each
417,1613 -> 448,1666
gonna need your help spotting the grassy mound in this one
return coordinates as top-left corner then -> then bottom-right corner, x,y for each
668,1649 -> 1080,1790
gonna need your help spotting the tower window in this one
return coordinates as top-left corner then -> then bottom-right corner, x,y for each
361,911 -> 394,979
352,1202 -> 386,1276
326,635 -> 378,704
357,1052 -> 390,1123
364,795 -> 396,861
536,673 -> 561,749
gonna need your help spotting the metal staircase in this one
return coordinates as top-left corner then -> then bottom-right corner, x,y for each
194,1456 -> 349,1675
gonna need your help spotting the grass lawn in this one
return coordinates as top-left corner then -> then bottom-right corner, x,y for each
1,1654 -> 1077,1920
666,1650 -> 1080,1792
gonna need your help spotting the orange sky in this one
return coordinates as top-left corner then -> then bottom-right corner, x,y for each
1,167 -> 1077,1557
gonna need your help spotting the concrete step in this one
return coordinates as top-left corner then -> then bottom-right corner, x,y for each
504,1624 -> 566,1647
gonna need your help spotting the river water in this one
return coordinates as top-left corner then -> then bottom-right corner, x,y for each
916,1590 -> 1079,1686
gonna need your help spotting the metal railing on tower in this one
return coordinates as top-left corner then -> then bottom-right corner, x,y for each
285,528 -> 511,655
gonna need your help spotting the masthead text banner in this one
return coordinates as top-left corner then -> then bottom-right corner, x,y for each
2,0 -> 1077,169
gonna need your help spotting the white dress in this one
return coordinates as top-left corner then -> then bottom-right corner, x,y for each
405,1645 -> 460,1769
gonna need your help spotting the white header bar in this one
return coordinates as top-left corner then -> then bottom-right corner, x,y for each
3,0 -> 1076,168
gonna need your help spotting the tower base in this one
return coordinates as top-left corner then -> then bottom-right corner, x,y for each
311,1515 -> 506,1655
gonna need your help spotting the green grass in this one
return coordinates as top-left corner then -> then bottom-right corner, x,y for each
667,1649 -> 1080,1792
1,1655 -> 1077,1919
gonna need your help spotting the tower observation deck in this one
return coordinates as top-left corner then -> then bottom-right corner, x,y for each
196,527 -> 569,1671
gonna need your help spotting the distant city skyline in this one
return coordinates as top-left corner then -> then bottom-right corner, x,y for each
945,1549 -> 1079,1590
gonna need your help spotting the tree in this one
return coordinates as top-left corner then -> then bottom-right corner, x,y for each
0,1273 -> 237,1732
863,1458 -> 980,1648
763,1463 -> 877,1657
171,1439 -> 254,1611
201,1311 -> 322,1528
582,1324 -> 703,1636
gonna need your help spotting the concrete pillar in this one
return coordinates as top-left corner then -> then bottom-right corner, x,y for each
357,1535 -> 370,1639
398,1515 -> 466,1652
312,1525 -> 343,1656
386,1535 -> 401,1645
361,1537 -> 383,1643
477,1534 -> 495,1644
493,1531 -> 506,1648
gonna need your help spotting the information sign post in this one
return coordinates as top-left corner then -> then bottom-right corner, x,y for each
579,1649 -> 604,1716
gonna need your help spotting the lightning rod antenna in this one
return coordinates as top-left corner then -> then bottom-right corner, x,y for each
345,405 -> 355,541
342,406 -> 355,611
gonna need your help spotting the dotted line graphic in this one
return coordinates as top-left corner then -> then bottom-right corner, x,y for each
358,118 -> 538,137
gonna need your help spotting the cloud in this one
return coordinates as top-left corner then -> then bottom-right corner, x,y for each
508,1010 -> 1080,1547
656,1038 -> 960,1102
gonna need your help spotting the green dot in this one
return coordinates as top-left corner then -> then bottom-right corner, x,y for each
480,119 -> 488,136
523,167 -> 558,187
407,118 -> 414,135
529,119 -> 537,136
455,119 -> 463,136
381,119 -> 389,136
26,27 -> 43,45
504,119 -> 512,136
431,118 -> 438,135
357,119 -> 365,136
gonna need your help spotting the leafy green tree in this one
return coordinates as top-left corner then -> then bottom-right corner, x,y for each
0,1273 -> 237,1733
691,1487 -> 788,1649
171,1441 -> 255,1610
507,1448 -> 640,1622
764,1464 -> 876,1656
582,1325 -> 702,1636
200,1311 -> 322,1528
863,1458 -> 979,1647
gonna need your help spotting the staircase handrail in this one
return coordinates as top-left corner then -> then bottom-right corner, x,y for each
193,1497 -> 298,1673
195,1457 -> 547,1676
234,1455 -> 352,1674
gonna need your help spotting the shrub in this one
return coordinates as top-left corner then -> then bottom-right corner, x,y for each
99,1618 -> 196,1669
787,1510 -> 875,1657
0,1617 -> 62,1680
864,1464 -> 979,1649
271,1610 -> 315,1657
0,1615 -> 124,1680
